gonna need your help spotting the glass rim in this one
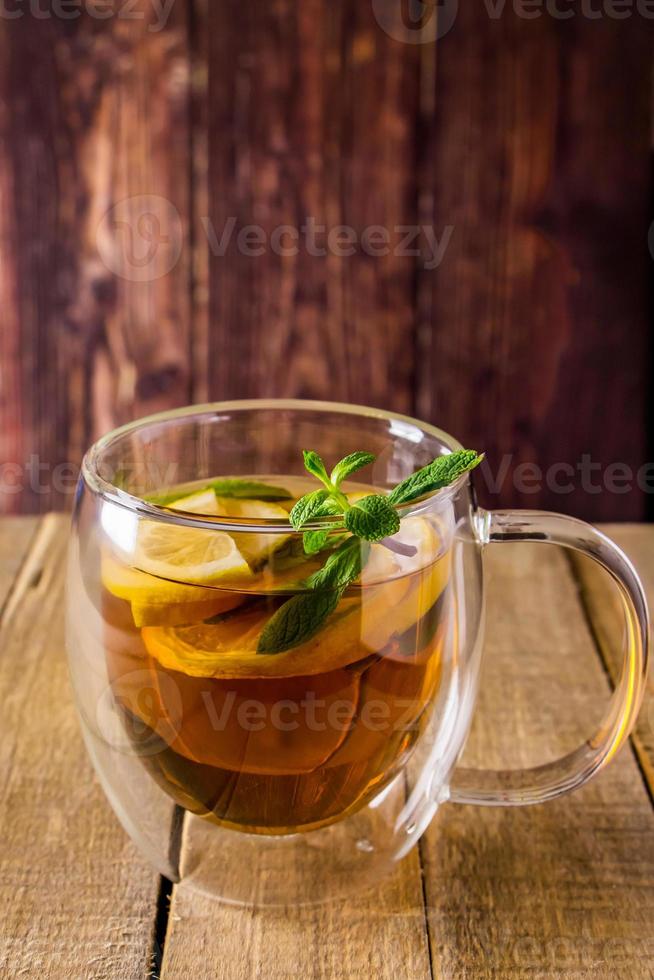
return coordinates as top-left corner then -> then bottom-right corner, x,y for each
81,398 -> 468,533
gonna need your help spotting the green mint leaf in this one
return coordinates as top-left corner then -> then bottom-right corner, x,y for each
257,588 -> 344,654
343,494 -> 400,542
302,450 -> 330,487
258,536 -> 367,653
304,529 -> 349,556
148,479 -> 292,505
303,529 -> 331,554
289,489 -> 331,530
307,536 -> 368,590
330,451 -> 376,487
388,450 -> 483,506
145,477 -> 292,507
209,478 -> 293,500
312,496 -> 344,518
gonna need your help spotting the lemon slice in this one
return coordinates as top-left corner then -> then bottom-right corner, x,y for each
101,555 -> 245,627
167,488 -> 291,568
102,554 -> 213,604
168,488 -> 221,515
141,583 -> 403,679
360,517 -> 449,648
140,518 -> 448,679
134,520 -> 252,585
102,489 -> 288,627
212,496 -> 291,567
130,594 -> 242,628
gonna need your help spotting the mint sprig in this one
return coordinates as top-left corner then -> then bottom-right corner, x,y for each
256,445 -> 482,654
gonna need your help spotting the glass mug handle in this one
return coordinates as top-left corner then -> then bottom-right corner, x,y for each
450,509 -> 650,806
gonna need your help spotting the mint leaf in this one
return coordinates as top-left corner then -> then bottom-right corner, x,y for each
304,529 -> 349,556
343,494 -> 400,542
307,536 -> 368,590
289,489 -> 331,530
302,450 -> 330,487
257,588 -> 344,654
209,478 -> 292,500
145,477 -> 292,507
388,450 -> 483,506
303,529 -> 330,554
148,479 -> 292,505
312,496 -> 344,518
330,451 -> 376,487
257,535 -> 367,653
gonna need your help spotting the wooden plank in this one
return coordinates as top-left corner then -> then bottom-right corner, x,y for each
417,13 -> 651,520
0,515 -> 160,978
204,0 -> 421,413
161,856 -> 431,980
189,0 -> 210,406
421,541 -> 654,977
0,517 -> 37,616
0,3 -> 192,515
571,524 -> 654,799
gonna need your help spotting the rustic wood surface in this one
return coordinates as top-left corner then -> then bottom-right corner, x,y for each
0,516 -> 162,979
571,525 -> 654,799
0,2 -> 193,515
0,515 -> 652,979
0,4 -> 649,520
204,0 -> 420,414
416,11 -> 651,521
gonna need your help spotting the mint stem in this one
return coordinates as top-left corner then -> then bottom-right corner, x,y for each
380,537 -> 418,558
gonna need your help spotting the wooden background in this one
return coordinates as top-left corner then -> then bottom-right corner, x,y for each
0,0 -> 650,519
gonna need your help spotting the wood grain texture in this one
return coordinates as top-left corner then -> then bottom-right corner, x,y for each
1,518 -> 653,977
189,0 -> 210,405
203,0 -> 421,412
161,855 -> 431,980
0,3 -> 192,515
0,6 -> 651,521
571,524 -> 654,799
0,517 -> 37,615
0,515 -> 160,979
417,12 -> 651,520
158,538 -> 654,979
421,542 -> 654,978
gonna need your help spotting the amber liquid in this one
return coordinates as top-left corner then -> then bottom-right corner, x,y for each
101,479 -> 450,834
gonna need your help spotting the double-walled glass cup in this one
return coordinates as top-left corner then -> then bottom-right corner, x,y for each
66,401 -> 649,905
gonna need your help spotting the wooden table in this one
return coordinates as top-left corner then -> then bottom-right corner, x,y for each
1,515 -> 653,979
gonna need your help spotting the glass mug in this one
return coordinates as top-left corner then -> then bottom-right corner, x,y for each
66,400 -> 649,905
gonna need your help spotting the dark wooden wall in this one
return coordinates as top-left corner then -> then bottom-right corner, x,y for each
0,0 -> 651,519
